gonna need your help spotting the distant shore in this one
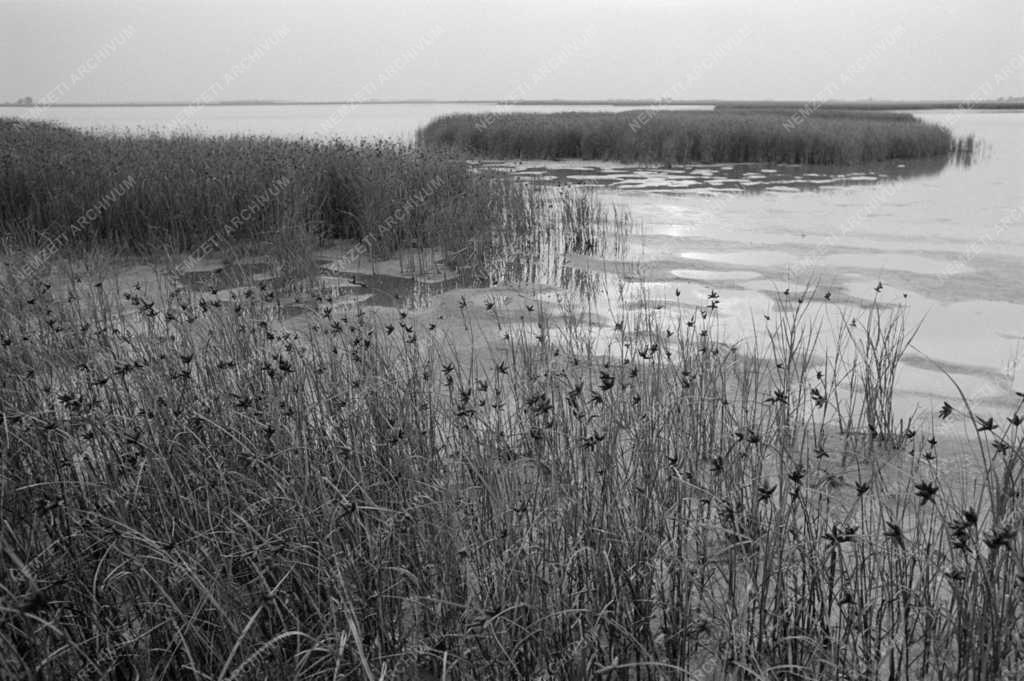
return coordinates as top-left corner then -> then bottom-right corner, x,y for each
2,98 -> 1024,109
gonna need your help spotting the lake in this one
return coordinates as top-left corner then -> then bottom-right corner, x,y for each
3,102 -> 1022,422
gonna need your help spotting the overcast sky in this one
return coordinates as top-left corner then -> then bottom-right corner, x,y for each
2,0 -> 1023,103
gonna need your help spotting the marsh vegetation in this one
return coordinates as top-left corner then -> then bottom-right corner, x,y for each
1,119 -> 1020,681
418,110 -> 969,166
0,119 -> 529,269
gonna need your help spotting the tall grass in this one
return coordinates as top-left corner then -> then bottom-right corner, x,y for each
0,119 -> 523,267
1,262 -> 1021,679
417,110 -> 961,165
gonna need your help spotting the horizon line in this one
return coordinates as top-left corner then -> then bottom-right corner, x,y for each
2,97 -> 1024,109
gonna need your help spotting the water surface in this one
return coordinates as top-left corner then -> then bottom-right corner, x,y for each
590,112 -> 1024,420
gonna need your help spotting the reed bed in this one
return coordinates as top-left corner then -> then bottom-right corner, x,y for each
0,119 -> 530,267
417,110 -> 961,165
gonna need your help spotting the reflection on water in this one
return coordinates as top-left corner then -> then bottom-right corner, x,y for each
476,154 -> 954,194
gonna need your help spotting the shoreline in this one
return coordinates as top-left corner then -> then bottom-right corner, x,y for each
3,99 -> 1024,110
